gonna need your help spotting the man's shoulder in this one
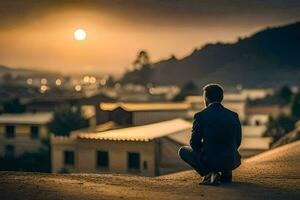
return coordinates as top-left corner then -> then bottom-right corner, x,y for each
222,106 -> 239,118
193,111 -> 203,119
194,105 -> 239,119
194,109 -> 207,119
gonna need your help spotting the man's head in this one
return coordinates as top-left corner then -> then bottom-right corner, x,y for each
203,84 -> 224,107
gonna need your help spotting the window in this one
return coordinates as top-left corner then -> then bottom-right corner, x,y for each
127,152 -> 140,171
96,151 -> 109,168
143,161 -> 148,170
64,151 -> 74,165
5,125 -> 15,138
30,126 -> 39,139
5,145 -> 15,158
255,120 -> 261,126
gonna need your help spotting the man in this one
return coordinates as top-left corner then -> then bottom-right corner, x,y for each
179,84 -> 242,185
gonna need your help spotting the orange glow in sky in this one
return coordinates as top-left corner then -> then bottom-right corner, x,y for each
0,8 -> 295,76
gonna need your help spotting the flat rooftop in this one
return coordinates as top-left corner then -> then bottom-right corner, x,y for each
0,112 -> 53,124
100,102 -> 190,112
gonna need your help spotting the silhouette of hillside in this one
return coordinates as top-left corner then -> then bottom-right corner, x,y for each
0,65 -> 60,77
121,21 -> 300,87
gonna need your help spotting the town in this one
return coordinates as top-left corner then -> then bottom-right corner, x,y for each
0,71 -> 298,176
0,1 -> 299,199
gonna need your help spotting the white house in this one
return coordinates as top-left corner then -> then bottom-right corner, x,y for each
0,112 -> 53,157
51,119 -> 192,176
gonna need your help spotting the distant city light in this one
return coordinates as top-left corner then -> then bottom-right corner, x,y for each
40,85 -> 48,93
100,79 -> 107,86
75,85 -> 82,91
83,76 -> 90,83
90,76 -> 97,84
41,78 -> 47,85
114,83 -> 121,89
236,84 -> 243,91
55,79 -> 62,86
26,78 -> 33,85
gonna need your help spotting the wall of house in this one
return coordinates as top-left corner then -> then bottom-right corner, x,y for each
76,140 -> 156,176
158,137 -> 190,175
51,135 -> 77,173
0,124 -> 49,157
110,108 -> 133,125
95,109 -> 111,125
223,101 -> 246,122
246,114 -> 269,125
132,110 -> 187,126
51,138 -> 157,176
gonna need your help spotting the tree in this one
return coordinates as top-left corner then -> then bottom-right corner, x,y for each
133,50 -> 150,69
106,75 -> 116,87
264,115 -> 296,141
291,93 -> 300,118
3,98 -> 26,113
173,81 -> 200,101
48,106 -> 89,136
264,89 -> 300,143
0,139 -> 51,172
2,72 -> 13,83
278,85 -> 293,103
121,50 -> 153,86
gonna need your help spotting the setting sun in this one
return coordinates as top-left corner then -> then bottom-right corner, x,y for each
74,28 -> 87,41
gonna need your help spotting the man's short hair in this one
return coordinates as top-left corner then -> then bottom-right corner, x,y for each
203,84 -> 224,102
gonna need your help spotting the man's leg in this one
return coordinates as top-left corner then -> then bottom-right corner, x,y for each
178,146 -> 202,175
179,146 -> 222,185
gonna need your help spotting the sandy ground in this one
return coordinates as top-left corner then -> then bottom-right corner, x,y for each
0,141 -> 299,200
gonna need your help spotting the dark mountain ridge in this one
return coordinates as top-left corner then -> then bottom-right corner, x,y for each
121,21 -> 300,87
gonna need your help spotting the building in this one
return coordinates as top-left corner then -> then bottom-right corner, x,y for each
246,96 -> 291,118
0,112 -> 53,157
97,102 -> 189,126
185,93 -> 247,121
241,88 -> 274,100
239,125 -> 273,157
246,114 -> 270,126
51,119 -> 192,176
169,124 -> 272,158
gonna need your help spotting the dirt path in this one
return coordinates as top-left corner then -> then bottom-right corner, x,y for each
1,141 -> 299,200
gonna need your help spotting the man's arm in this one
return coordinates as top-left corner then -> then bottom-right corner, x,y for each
190,113 -> 203,151
235,114 -> 242,148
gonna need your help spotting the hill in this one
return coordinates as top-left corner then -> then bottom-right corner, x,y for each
0,141 -> 299,200
0,65 -> 60,77
121,21 -> 300,87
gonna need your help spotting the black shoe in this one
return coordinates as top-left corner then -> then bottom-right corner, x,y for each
220,171 -> 232,183
200,172 -> 221,186
220,176 -> 232,183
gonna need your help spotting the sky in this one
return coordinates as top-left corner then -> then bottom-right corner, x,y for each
0,0 -> 300,76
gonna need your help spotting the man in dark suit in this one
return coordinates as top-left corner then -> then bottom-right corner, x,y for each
179,84 -> 242,185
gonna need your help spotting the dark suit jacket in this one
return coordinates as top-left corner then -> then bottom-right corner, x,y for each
190,103 -> 242,175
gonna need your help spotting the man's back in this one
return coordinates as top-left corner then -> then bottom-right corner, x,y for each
179,84 -> 242,184
191,103 -> 242,173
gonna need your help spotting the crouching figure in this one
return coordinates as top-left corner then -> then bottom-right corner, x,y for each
179,84 -> 242,185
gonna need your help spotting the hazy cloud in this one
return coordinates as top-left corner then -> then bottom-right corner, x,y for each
1,0 -> 300,29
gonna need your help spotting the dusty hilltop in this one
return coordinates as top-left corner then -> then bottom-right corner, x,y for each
0,141 -> 300,200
